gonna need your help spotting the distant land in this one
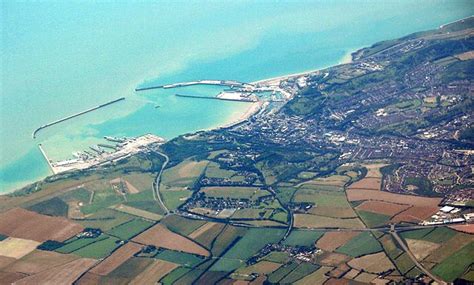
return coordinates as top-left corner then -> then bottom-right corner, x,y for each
0,16 -> 473,285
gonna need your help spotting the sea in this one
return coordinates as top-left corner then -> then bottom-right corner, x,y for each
1,0 -> 473,193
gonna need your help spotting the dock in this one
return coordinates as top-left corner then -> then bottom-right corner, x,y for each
32,97 -> 125,139
135,80 -> 248,92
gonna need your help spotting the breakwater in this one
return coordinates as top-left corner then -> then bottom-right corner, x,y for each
135,80 -> 247,92
32,97 -> 125,139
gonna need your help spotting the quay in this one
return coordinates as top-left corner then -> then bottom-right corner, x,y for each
135,79 -> 248,92
32,97 -> 125,139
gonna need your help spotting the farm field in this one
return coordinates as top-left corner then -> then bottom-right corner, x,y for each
13,258 -> 97,285
210,228 -> 285,272
133,224 -> 209,256
355,200 -> 410,216
111,204 -> 163,221
106,219 -> 154,240
294,214 -> 365,229
121,172 -> 155,193
347,252 -> 395,273
160,159 -> 208,191
161,215 -> 207,236
1,250 -> 78,275
72,235 -> 121,259
283,229 -> 325,247
316,231 -> 360,252
77,208 -> 135,231
431,242 -> 474,282
356,210 -> 391,227
335,232 -> 383,257
0,208 -> 83,242
0,238 -> 40,259
90,242 -> 142,276
129,259 -> 178,285
154,249 -> 205,267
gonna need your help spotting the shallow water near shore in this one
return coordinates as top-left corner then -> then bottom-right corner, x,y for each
1,1 -> 473,193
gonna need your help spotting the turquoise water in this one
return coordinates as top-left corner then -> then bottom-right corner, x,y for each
1,1 -> 473,193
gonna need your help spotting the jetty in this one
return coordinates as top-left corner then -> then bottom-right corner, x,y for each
32,97 -> 125,139
135,80 -> 248,92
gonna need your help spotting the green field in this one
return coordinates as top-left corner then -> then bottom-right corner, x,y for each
107,257 -> 154,280
335,232 -> 383,257
279,262 -> 320,283
76,208 -> 135,231
267,261 -> 299,283
106,219 -> 154,240
58,187 -> 91,204
205,161 -> 236,179
162,190 -> 192,210
155,249 -> 205,267
160,267 -> 192,285
56,236 -> 108,254
56,234 -> 121,259
161,215 -> 207,236
421,227 -> 457,243
72,235 -> 121,259
27,197 -> 69,217
357,210 -> 391,227
81,188 -> 124,214
210,225 -> 247,256
379,235 -> 404,260
283,230 -> 325,247
394,252 -> 416,274
123,172 -> 155,192
263,251 -> 291,264
432,242 -> 474,282
400,228 -> 433,240
210,228 -> 285,272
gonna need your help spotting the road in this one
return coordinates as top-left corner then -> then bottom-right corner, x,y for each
151,149 -> 170,215
389,224 -> 447,285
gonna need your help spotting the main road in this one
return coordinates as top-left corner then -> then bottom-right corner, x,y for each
151,149 -> 170,215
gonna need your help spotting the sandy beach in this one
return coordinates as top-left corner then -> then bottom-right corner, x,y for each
220,100 -> 264,129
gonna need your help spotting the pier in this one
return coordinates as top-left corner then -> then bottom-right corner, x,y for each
32,97 -> 125,139
175,94 -> 256,102
38,144 -> 55,174
134,85 -> 164,92
135,80 -> 248,92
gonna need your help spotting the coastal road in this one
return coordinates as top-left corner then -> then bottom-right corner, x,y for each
151,149 -> 170,215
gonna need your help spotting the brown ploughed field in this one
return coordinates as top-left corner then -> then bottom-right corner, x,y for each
133,224 -> 209,256
0,208 -> 83,242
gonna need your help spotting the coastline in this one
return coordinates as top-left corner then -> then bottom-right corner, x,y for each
0,48 -> 356,196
